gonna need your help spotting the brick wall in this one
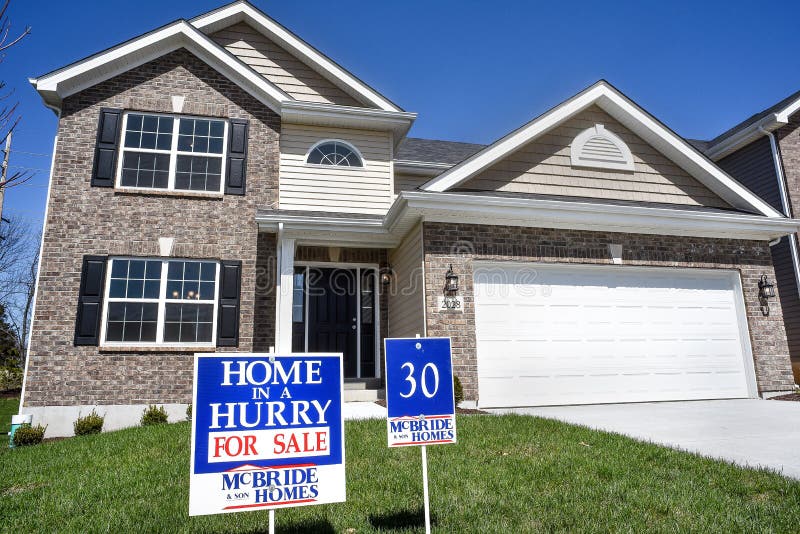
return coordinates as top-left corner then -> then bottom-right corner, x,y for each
422,222 -> 795,400
24,49 -> 280,407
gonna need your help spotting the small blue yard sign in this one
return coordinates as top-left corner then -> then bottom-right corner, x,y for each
384,337 -> 456,447
189,353 -> 345,516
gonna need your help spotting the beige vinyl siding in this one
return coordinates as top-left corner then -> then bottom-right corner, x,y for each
211,22 -> 363,107
461,106 -> 731,208
388,224 -> 425,338
280,124 -> 393,214
394,172 -> 435,194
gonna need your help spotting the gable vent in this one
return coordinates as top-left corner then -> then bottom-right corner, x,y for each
571,124 -> 634,171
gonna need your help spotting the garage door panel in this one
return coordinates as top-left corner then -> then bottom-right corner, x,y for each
474,264 -> 753,408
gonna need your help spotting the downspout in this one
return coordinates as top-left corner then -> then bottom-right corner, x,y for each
760,126 -> 800,295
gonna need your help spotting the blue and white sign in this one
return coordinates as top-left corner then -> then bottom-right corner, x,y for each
384,338 -> 456,447
189,353 -> 345,516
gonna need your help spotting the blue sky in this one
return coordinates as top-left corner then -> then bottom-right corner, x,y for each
4,0 -> 800,237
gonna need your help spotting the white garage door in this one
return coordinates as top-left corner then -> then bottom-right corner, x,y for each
474,263 -> 755,408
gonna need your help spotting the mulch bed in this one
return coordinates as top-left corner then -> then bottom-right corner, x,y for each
374,399 -> 488,414
0,388 -> 21,399
770,392 -> 800,402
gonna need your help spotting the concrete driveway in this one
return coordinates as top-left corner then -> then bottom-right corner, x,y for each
492,399 -> 800,479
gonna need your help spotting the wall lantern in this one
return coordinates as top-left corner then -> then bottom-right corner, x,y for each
758,274 -> 775,316
380,266 -> 392,286
444,264 -> 459,294
759,275 -> 776,299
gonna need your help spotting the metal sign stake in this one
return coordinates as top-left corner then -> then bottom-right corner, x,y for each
269,510 -> 275,534
421,444 -> 431,534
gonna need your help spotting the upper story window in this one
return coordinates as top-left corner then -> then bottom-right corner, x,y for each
306,140 -> 363,167
118,112 -> 228,193
570,124 -> 634,172
101,257 -> 219,346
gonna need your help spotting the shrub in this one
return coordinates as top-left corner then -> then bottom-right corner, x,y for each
186,404 -> 192,421
0,365 -> 23,391
13,423 -> 46,447
73,410 -> 104,436
453,374 -> 464,405
140,404 -> 168,426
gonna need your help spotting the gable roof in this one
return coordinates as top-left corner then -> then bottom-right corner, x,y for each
420,81 -> 782,218
30,18 -> 290,114
30,1 -> 407,124
700,87 -> 800,161
191,1 -> 402,112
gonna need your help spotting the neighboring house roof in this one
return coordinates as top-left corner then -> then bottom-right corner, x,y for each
395,138 -> 486,165
29,1 -> 414,136
419,80 -> 782,218
700,87 -> 800,161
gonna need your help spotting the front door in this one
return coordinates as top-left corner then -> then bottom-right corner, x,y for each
292,266 -> 378,378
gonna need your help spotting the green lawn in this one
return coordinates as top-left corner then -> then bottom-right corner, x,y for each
1,415 -> 799,533
0,396 -> 18,448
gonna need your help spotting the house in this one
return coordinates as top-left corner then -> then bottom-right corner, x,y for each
21,1 -> 799,436
690,91 -> 800,384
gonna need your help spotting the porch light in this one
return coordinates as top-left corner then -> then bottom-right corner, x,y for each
380,266 -> 392,286
759,275 -> 776,299
444,264 -> 459,294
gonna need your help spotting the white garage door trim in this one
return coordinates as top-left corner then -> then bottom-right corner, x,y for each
473,262 -> 758,408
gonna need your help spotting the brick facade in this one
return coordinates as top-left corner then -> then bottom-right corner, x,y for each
23,49 -> 280,407
422,222 -> 796,401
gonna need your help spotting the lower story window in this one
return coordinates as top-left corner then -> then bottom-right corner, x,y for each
102,258 -> 219,346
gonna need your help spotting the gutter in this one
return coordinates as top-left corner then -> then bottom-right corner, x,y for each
760,126 -> 800,296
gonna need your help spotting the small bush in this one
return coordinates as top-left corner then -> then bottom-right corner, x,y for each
186,404 -> 192,421
140,405 -> 168,426
453,374 -> 464,405
13,424 -> 46,447
73,410 -> 104,436
0,365 -> 23,391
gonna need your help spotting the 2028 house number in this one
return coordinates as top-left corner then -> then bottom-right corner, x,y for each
436,296 -> 463,312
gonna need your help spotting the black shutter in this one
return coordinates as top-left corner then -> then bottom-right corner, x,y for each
74,255 -> 108,346
91,108 -> 123,187
225,119 -> 249,195
217,260 -> 242,347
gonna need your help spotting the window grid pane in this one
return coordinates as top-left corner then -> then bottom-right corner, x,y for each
120,152 -> 170,189
177,118 -> 225,155
166,260 -> 217,301
124,114 -> 174,150
174,155 -> 223,192
163,303 -> 214,343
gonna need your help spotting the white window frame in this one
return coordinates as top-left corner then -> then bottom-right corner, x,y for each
115,111 -> 229,194
99,257 -> 221,348
304,139 -> 365,169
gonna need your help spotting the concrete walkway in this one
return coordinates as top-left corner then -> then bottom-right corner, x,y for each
491,399 -> 800,479
343,401 -> 386,420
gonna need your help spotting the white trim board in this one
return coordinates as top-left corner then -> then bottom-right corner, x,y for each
420,81 -> 782,218
702,94 -> 800,161
190,1 -> 402,112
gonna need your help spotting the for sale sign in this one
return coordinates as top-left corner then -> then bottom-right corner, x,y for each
384,338 -> 456,447
189,353 -> 345,516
